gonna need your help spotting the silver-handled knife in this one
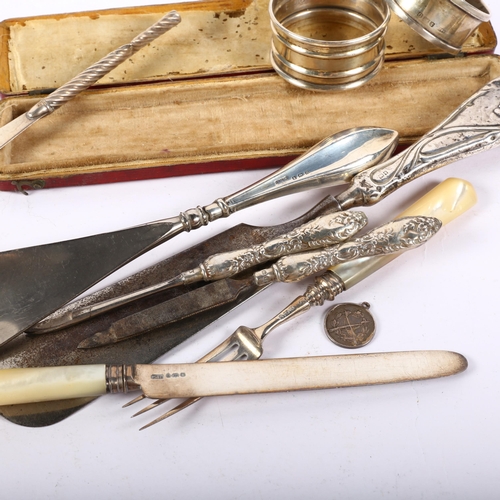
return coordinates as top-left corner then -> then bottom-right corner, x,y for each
0,351 -> 467,408
29,210 -> 369,334
77,215 -> 440,349
0,11 -> 181,150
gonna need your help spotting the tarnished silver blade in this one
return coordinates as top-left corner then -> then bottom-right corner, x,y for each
77,277 -> 257,348
135,351 -> 468,400
0,113 -> 38,150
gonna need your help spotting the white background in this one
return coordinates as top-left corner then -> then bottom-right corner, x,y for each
1,2 -> 500,499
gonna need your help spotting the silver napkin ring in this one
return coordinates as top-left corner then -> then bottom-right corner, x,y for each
269,0 -> 390,92
385,0 -> 491,54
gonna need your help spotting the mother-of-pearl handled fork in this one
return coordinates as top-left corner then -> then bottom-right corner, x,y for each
84,214 -> 439,348
129,177 -> 475,429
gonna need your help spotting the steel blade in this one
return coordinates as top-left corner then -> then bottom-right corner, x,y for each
78,277 -> 259,348
0,219 -> 180,346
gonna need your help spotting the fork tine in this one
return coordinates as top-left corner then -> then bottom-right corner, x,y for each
136,347 -> 254,428
132,397 -> 170,417
139,397 -> 202,430
133,338 -> 246,413
123,334 -> 240,408
132,347 -> 243,417
122,393 -> 146,408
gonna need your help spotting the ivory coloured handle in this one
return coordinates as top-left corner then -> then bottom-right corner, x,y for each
331,178 -> 477,288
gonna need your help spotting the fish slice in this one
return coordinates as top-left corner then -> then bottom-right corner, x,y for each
0,126 -> 398,347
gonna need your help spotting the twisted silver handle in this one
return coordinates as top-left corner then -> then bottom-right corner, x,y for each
26,11 -> 181,120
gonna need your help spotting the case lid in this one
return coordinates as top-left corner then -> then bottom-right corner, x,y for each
0,0 -> 497,96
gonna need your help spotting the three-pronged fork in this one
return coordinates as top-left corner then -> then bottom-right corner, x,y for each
126,272 -> 346,429
125,214 -> 442,430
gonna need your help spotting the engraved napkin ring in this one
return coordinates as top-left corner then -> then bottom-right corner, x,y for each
385,0 -> 491,54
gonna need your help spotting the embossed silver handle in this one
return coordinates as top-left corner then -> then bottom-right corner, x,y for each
253,216 -> 442,285
182,211 -> 367,283
26,11 -> 181,120
28,210 -> 367,334
337,78 -> 500,209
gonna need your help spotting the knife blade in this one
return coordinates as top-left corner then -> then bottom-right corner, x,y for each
76,276 -> 261,349
29,210 -> 368,334
0,114 -> 36,151
0,351 -> 468,407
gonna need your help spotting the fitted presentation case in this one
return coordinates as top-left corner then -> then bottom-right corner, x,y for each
0,0 -> 497,191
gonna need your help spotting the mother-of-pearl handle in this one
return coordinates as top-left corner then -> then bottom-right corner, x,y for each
0,365 -> 107,406
331,177 -> 477,288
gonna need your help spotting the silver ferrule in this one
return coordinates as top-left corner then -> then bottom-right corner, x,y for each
26,101 -> 55,120
304,271 -> 345,307
179,207 -> 210,232
106,365 -> 140,394
203,198 -> 233,221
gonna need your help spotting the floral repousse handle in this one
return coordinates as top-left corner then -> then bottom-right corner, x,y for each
253,215 -> 442,284
196,211 -> 367,281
